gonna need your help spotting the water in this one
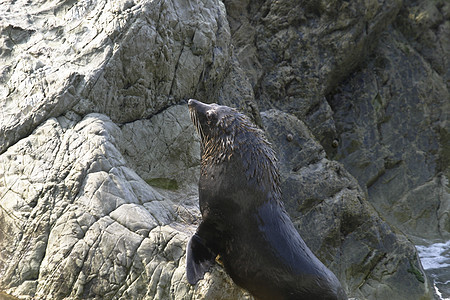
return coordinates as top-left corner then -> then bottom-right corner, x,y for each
416,240 -> 450,299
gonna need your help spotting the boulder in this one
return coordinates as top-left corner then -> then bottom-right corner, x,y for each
262,110 -> 433,299
0,112 -> 250,299
0,0 -> 231,154
0,0 -> 247,298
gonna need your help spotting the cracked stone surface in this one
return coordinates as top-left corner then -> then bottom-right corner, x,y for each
119,104 -> 201,189
0,113 -> 249,299
329,29 -> 450,241
262,110 -> 433,299
0,0 -> 446,299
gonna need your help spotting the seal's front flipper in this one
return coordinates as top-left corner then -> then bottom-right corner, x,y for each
186,233 -> 216,284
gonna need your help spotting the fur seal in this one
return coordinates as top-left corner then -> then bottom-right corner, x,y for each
186,99 -> 347,300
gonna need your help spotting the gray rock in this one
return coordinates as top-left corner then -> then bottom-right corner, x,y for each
395,0 -> 450,85
0,0 -> 247,298
226,0 -> 449,295
119,104 -> 201,189
329,29 -> 450,241
0,0 -> 231,153
224,0 -> 402,149
0,113 -> 248,299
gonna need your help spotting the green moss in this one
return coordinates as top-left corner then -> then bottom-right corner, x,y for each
393,207 -> 411,224
0,291 -> 20,300
400,43 -> 411,55
347,139 -> 362,154
407,260 -> 425,283
371,92 -> 382,111
145,178 -> 179,190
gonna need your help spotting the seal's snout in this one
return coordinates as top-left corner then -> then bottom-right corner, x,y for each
188,99 -> 197,108
188,99 -> 207,111
188,99 -> 202,113
188,99 -> 212,118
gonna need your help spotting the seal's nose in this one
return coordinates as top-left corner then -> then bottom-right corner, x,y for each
188,99 -> 198,107
187,99 -> 212,116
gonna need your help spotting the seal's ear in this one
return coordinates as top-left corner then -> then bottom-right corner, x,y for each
186,233 -> 216,284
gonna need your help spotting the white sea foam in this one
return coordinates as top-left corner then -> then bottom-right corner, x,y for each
416,240 -> 450,270
434,283 -> 444,300
416,240 -> 450,299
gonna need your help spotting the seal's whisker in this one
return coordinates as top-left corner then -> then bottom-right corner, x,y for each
189,108 -> 205,144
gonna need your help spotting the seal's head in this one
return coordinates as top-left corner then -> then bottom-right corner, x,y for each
188,99 -> 236,143
188,98 -> 265,160
188,98 -> 281,198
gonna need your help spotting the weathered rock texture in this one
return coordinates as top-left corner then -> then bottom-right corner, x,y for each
262,110 -> 431,299
329,1 -> 450,241
0,0 -> 447,299
224,0 -> 449,241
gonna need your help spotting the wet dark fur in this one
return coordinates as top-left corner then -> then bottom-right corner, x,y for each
186,99 -> 347,300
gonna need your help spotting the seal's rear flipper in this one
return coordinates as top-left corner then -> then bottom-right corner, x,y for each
186,233 -> 216,284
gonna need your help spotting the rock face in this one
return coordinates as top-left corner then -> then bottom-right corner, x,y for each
0,0 -> 446,299
329,1 -> 450,241
262,110 -> 431,299
224,0 -> 449,241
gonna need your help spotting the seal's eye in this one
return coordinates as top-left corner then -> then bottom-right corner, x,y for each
206,111 -> 217,124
